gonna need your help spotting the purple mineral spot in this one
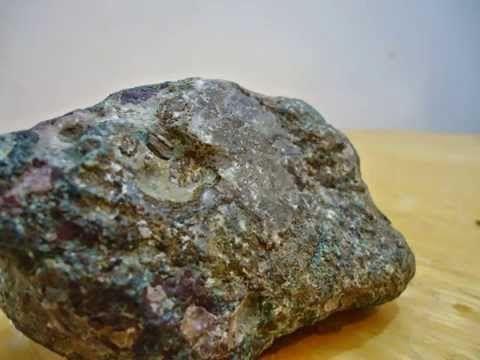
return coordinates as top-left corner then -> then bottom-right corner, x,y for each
120,85 -> 159,105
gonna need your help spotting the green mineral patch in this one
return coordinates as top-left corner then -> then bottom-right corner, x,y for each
0,135 -> 15,161
137,170 -> 196,203
136,166 -> 216,203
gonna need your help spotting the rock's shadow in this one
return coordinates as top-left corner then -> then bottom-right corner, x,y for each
261,302 -> 399,359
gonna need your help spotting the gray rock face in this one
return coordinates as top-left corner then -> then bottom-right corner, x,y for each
0,78 -> 415,359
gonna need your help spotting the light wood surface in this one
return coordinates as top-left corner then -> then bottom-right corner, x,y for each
1,131 -> 479,360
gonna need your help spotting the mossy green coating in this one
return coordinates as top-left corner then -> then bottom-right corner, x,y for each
0,78 -> 415,359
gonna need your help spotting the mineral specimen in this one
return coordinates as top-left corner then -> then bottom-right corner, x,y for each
0,78 -> 415,359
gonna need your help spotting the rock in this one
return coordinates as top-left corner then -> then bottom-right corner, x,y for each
0,78 -> 415,359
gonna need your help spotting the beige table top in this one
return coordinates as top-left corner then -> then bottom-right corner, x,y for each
1,131 -> 479,359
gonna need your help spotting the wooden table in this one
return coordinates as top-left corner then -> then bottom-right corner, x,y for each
1,131 -> 479,359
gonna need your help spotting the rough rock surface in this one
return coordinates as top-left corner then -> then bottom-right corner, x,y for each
0,78 -> 415,359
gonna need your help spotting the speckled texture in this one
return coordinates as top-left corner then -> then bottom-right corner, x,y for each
0,78 -> 415,359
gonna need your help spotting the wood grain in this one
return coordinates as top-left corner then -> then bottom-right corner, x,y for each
1,131 -> 479,359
